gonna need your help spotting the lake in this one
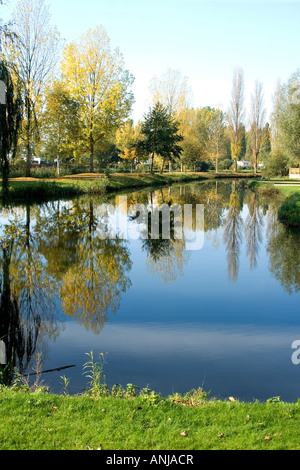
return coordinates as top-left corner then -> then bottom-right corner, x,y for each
0,179 -> 299,402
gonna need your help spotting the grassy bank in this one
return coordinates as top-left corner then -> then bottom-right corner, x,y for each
248,179 -> 300,228
2,171 -> 259,203
0,386 -> 300,450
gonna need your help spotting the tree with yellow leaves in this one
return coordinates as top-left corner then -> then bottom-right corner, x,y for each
118,147 -> 137,173
40,80 -> 80,173
205,108 -> 227,173
61,26 -> 134,173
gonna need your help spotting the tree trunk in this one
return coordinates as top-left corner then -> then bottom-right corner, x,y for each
150,153 -> 155,173
253,150 -> 258,175
56,153 -> 61,176
161,158 -> 165,174
26,98 -> 31,178
2,155 -> 9,203
89,133 -> 94,173
215,158 -> 218,173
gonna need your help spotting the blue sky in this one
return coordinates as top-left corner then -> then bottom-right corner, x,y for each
1,0 -> 300,123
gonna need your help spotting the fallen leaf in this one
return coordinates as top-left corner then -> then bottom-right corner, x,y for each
265,436 -> 271,440
229,397 -> 236,402
87,445 -> 103,450
180,431 -> 187,437
218,433 -> 226,438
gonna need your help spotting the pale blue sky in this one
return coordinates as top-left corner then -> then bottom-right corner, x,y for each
1,0 -> 300,123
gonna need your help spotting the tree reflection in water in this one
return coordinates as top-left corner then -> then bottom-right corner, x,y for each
0,181 -> 299,386
222,183 -> 244,283
0,205 -> 59,385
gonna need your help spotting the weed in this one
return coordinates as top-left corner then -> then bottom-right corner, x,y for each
60,375 -> 70,395
83,351 -> 109,397
169,387 -> 208,407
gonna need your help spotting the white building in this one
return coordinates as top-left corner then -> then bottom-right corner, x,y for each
237,161 -> 250,169
289,168 -> 300,179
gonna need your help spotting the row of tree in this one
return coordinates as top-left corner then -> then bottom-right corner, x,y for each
0,0 -> 299,182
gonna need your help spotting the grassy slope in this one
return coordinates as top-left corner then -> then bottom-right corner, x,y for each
3,172 -> 258,203
0,388 -> 300,450
248,179 -> 300,228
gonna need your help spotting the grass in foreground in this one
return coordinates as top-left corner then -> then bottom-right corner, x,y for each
1,386 -> 300,450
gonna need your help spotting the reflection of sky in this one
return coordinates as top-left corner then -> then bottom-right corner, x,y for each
45,320 -> 300,403
43,204 -> 300,401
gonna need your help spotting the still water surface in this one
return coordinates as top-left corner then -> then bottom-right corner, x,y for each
0,179 -> 299,402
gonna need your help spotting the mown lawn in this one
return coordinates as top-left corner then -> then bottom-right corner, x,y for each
0,388 -> 300,450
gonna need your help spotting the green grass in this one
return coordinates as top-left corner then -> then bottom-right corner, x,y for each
276,186 -> 300,197
1,172 -> 259,203
0,387 -> 300,450
247,180 -> 300,229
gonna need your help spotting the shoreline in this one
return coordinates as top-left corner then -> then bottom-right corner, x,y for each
2,171 -> 260,204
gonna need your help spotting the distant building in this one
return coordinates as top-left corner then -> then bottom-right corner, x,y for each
237,161 -> 250,169
289,168 -> 300,179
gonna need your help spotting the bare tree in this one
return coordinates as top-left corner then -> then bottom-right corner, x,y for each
149,68 -> 192,117
227,68 -> 245,172
270,79 -> 283,149
2,0 -> 62,176
249,81 -> 266,174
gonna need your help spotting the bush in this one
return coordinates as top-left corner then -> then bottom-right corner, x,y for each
262,150 -> 289,178
218,159 -> 233,171
278,193 -> 300,228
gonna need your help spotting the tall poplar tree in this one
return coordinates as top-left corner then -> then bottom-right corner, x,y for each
249,81 -> 266,174
227,68 -> 245,172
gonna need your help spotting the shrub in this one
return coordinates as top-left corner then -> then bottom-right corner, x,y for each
262,150 -> 289,178
278,193 -> 300,228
